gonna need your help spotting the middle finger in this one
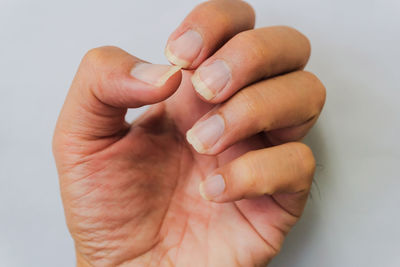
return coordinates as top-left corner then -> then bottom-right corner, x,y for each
186,70 -> 326,154
191,26 -> 311,102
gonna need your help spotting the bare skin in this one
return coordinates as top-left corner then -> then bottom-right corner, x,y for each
53,1 -> 326,266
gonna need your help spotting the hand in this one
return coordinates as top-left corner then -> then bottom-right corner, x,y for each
53,0 -> 326,266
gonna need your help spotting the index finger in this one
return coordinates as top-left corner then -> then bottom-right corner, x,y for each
165,0 -> 255,69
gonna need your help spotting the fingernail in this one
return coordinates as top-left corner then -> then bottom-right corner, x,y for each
130,63 -> 181,87
199,174 -> 226,200
186,114 -> 225,153
191,60 -> 231,100
165,30 -> 203,68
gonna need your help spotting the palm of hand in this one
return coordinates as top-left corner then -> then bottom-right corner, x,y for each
63,72 -> 299,267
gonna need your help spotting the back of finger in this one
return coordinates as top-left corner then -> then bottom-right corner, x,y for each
165,0 -> 255,69
199,142 -> 315,213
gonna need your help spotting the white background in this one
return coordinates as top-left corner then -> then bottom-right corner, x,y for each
1,0 -> 399,266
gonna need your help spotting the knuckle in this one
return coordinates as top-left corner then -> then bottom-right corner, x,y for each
198,0 -> 255,22
231,154 -> 258,193
278,26 -> 309,41
302,71 -> 327,111
230,26 -> 312,70
239,1 -> 256,25
82,46 -> 118,69
291,142 -> 316,185
233,86 -> 269,130
82,47 -> 105,67
192,2 -> 233,30
232,30 -> 267,60
273,26 -> 311,63
278,25 -> 311,53
236,89 -> 258,114
79,46 -> 124,104
210,11 -> 232,33
195,1 -> 224,20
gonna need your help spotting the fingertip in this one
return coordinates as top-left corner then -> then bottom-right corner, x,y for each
157,65 -> 182,87
164,29 -> 203,69
165,44 -> 194,69
190,59 -> 232,103
114,63 -> 183,108
185,113 -> 225,154
150,65 -> 183,102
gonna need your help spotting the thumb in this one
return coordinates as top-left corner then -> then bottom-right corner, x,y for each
53,46 -> 181,157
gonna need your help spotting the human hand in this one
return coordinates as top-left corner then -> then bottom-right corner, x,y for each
53,0 -> 326,266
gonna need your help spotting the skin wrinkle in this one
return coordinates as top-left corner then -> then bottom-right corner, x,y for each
89,216 -> 160,265
125,242 -> 161,267
271,193 -> 304,219
152,148 -> 215,266
58,133 -> 125,165
75,204 -> 145,247
77,238 -> 115,264
234,31 -> 271,76
66,180 -> 104,211
178,220 -> 199,266
266,116 -> 318,146
131,166 -> 207,267
159,188 -> 189,262
54,128 -> 129,176
267,203 -> 298,235
204,194 -> 212,267
72,152 -> 178,264
117,242 -> 160,267
167,202 -> 189,265
61,159 -> 107,187
70,85 -> 128,139
233,202 -> 279,257
85,83 -> 125,119
170,177 -> 202,265
68,181 -> 147,224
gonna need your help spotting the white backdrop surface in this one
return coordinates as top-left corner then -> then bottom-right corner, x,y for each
0,0 -> 399,266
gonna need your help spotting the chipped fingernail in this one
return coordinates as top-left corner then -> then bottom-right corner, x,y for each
191,60 -> 231,100
130,63 -> 181,87
186,114 -> 225,153
165,30 -> 203,68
